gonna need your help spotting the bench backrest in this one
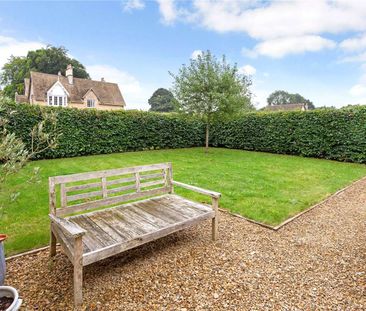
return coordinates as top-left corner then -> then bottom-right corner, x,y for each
49,163 -> 173,217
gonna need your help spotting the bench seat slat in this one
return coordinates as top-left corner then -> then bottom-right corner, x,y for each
64,194 -> 214,265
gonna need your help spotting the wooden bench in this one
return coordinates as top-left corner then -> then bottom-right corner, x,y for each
48,163 -> 221,308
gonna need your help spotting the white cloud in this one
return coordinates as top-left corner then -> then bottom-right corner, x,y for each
0,35 -> 45,69
155,1 -> 366,57
340,33 -> 366,52
238,64 -> 256,76
250,35 -> 336,58
87,64 -> 153,110
156,0 -> 177,24
123,0 -> 145,11
350,84 -> 366,97
190,0 -> 366,40
191,49 -> 203,59
342,51 -> 366,63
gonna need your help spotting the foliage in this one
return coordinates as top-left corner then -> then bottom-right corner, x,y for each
2,147 -> 366,255
0,96 -> 59,218
3,99 -> 366,164
0,46 -> 90,98
1,101 -> 205,160
148,88 -> 176,112
267,90 -> 315,109
211,108 -> 366,163
170,50 -> 253,152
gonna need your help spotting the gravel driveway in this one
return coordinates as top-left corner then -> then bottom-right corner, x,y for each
6,178 -> 366,310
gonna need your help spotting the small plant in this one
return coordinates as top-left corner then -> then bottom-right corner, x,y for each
0,96 -> 59,217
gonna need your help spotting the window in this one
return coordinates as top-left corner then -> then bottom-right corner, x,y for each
87,99 -> 95,108
47,95 -> 67,107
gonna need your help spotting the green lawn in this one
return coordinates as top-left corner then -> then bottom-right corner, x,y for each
1,148 -> 366,255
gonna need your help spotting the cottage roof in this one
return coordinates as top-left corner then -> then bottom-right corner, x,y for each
264,104 -> 306,111
30,71 -> 125,107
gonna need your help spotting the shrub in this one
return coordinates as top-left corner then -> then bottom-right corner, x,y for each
1,102 -> 205,159
211,108 -> 366,163
2,102 -> 366,163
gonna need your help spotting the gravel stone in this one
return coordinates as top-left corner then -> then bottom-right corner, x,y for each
5,178 -> 366,310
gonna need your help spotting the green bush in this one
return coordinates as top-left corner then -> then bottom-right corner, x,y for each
2,102 -> 205,159
2,102 -> 366,163
211,108 -> 366,163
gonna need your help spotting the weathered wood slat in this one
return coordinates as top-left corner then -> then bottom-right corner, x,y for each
105,210 -> 144,239
53,163 -> 170,184
107,177 -> 135,186
107,184 -> 136,194
57,187 -> 169,216
60,184 -> 67,209
101,177 -> 107,199
137,200 -> 190,224
128,205 -> 170,228
67,190 -> 103,202
113,208 -> 155,234
72,216 -> 116,248
65,181 -> 102,192
88,214 -> 127,243
172,180 -> 221,198
83,211 -> 214,266
140,173 -> 164,181
49,214 -> 86,237
51,223 -> 74,261
140,179 -> 164,188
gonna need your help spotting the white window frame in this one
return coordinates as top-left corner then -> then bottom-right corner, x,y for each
46,81 -> 69,107
87,99 -> 95,108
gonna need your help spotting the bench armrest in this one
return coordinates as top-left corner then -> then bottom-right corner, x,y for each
172,181 -> 221,199
49,214 -> 86,238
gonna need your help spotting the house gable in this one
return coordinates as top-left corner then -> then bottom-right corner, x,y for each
82,88 -> 100,108
47,81 -> 70,107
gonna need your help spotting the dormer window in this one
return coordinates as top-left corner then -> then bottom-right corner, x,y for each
87,99 -> 95,108
46,81 -> 69,107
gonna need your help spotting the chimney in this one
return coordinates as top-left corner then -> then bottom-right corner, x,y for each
101,77 -> 105,82
66,64 -> 73,84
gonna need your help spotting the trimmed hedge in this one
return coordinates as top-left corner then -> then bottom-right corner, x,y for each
2,102 -> 366,163
2,102 -> 205,159
211,107 -> 366,163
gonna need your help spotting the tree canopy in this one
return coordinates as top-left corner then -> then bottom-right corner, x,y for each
0,46 -> 90,98
148,88 -> 176,112
170,50 -> 253,152
267,90 -> 315,109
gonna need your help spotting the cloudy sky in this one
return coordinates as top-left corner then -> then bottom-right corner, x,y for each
1,0 -> 366,109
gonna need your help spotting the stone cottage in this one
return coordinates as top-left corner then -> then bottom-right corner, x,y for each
15,64 -> 126,110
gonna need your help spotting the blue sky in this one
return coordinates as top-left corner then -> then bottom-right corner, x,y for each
0,0 -> 366,110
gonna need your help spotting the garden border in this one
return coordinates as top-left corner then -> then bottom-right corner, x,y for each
219,175 -> 366,231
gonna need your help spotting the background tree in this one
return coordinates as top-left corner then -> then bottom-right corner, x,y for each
0,46 -> 90,98
148,88 -> 176,112
171,50 -> 253,153
267,90 -> 315,109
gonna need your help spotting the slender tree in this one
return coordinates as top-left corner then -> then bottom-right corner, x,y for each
170,50 -> 253,152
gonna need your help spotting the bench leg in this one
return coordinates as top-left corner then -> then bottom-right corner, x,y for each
212,197 -> 219,241
212,217 -> 218,241
50,229 -> 57,257
74,237 -> 83,309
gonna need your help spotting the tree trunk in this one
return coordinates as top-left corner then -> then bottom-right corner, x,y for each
205,123 -> 209,153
